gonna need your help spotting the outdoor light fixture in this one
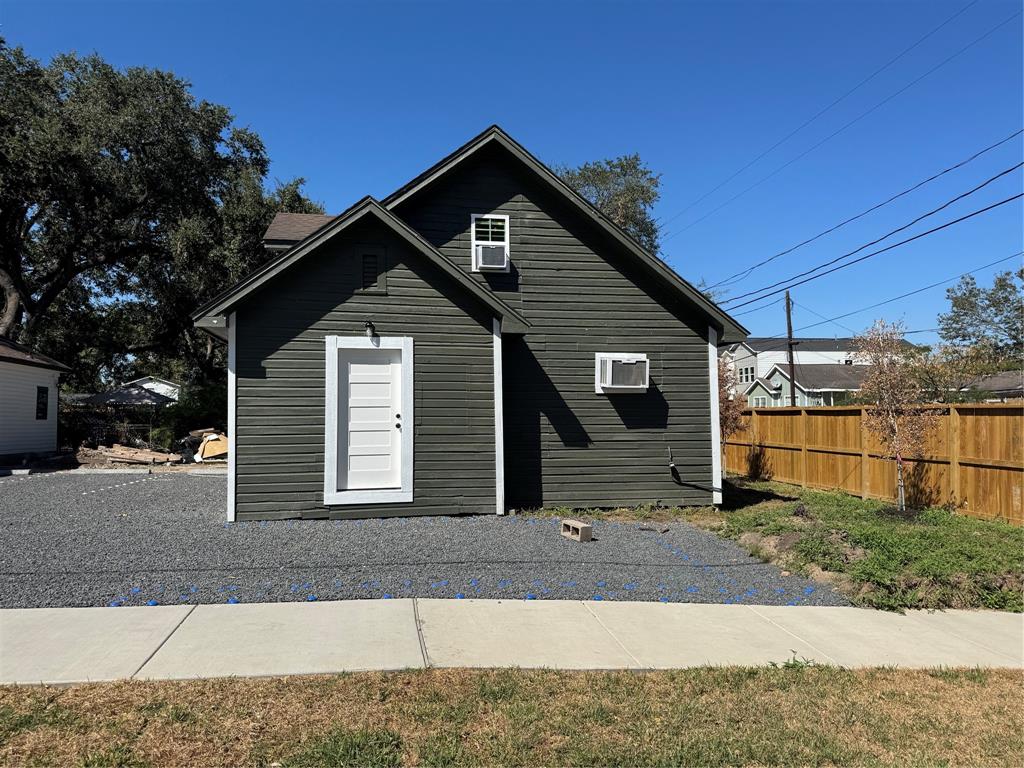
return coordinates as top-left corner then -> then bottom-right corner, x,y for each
364,320 -> 375,338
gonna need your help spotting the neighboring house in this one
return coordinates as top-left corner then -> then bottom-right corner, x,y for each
964,370 -> 1024,402
82,384 -> 175,407
722,337 -> 862,387
744,363 -> 868,407
127,376 -> 181,402
0,337 -> 71,462
193,125 -> 747,522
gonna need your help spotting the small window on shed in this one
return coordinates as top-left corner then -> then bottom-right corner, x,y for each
35,386 -> 48,420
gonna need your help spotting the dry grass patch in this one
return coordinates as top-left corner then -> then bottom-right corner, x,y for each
2,667 -> 1022,766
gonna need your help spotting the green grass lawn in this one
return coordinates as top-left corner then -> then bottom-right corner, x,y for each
534,479 -> 1024,612
2,668 -> 1022,767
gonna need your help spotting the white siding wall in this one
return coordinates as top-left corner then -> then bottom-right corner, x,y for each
0,361 -> 60,457
724,346 -> 758,389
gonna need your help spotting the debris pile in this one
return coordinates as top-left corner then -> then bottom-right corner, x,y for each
96,444 -> 182,465
192,432 -> 228,463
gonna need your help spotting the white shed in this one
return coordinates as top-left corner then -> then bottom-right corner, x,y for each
0,338 -> 70,463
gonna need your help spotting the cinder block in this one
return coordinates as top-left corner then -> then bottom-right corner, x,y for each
560,519 -> 592,542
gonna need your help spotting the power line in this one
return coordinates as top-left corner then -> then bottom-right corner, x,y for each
787,251 -> 1023,334
661,9 -> 1022,242
726,193 -> 1024,310
707,129 -> 1023,290
732,296 -> 785,317
794,301 -> 859,335
742,251 -> 1022,345
723,163 -> 1022,306
654,0 -> 980,232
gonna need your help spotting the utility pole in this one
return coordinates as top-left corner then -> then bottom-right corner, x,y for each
785,291 -> 797,407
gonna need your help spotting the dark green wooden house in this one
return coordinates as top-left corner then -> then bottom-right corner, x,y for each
193,126 -> 747,521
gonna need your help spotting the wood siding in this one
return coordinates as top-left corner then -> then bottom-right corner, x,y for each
395,145 -> 716,508
234,219 -> 495,520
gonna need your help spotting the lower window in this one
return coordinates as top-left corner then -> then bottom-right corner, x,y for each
324,335 -> 414,505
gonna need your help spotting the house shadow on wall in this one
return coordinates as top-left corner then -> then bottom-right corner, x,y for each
503,337 -> 590,509
607,382 -> 669,429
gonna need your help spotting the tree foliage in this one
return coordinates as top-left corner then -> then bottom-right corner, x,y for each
557,154 -> 661,256
718,359 -> 746,440
856,320 -> 940,511
910,344 -> 1000,403
0,41 -> 322,389
938,269 -> 1023,364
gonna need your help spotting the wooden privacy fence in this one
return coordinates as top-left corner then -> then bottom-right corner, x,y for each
723,403 -> 1024,525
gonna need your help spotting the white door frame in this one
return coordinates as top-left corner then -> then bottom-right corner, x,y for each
324,335 -> 414,505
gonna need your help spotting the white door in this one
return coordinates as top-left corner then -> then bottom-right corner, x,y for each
339,348 -> 402,489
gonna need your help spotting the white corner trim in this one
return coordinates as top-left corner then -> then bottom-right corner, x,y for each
708,326 -> 722,505
493,318 -> 505,515
226,311 -> 237,522
323,335 -> 414,506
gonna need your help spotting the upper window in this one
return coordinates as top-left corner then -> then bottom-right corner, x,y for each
471,214 -> 510,273
739,366 -> 755,383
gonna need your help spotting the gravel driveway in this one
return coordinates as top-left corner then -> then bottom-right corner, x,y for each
0,471 -> 849,608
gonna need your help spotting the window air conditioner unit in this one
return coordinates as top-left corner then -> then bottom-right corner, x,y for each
595,353 -> 649,394
475,244 -> 509,271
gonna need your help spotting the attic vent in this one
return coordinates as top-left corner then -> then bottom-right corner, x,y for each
361,254 -> 379,290
595,353 -> 649,394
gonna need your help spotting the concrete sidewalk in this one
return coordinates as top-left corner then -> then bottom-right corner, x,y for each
1,600 -> 1021,685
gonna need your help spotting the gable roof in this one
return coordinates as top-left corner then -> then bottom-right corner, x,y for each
764,363 -> 869,391
968,370 -> 1023,395
0,336 -> 71,373
84,383 -> 175,407
193,197 -> 531,334
743,336 -> 918,354
742,376 -> 795,397
744,337 -> 859,353
381,125 -> 747,343
127,376 -> 181,390
263,212 -> 335,246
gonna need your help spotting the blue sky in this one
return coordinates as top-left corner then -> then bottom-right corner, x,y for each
4,0 -> 1022,343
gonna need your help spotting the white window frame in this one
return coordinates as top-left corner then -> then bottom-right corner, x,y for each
470,213 -> 510,273
594,352 -> 650,394
324,335 -> 414,506
753,396 -> 768,407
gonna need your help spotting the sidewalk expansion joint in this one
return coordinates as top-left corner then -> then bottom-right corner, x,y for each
745,605 -> 839,665
130,605 -> 196,679
581,601 -> 644,668
412,598 -> 431,669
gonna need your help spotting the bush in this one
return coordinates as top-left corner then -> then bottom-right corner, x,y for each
155,383 -> 227,440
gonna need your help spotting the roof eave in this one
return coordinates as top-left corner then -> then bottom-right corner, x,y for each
383,126 -> 747,343
192,198 -> 530,330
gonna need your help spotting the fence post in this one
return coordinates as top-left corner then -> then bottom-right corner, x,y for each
800,408 -> 809,487
860,407 -> 869,500
950,405 -> 961,507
